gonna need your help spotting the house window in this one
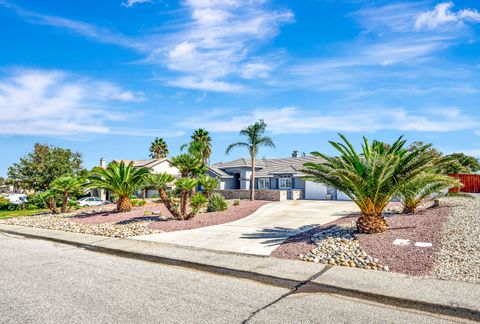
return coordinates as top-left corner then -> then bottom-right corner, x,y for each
279,177 -> 292,189
258,178 -> 270,189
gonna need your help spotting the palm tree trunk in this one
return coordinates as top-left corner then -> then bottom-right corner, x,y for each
117,196 -> 132,212
250,149 -> 255,201
48,196 -> 59,214
61,192 -> 69,214
356,214 -> 388,234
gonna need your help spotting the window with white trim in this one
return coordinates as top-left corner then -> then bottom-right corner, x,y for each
279,177 -> 292,189
258,178 -> 270,189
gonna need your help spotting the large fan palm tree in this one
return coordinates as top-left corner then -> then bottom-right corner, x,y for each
51,175 -> 84,213
149,137 -> 169,159
303,134 -> 435,234
88,161 -> 150,212
226,119 -> 275,201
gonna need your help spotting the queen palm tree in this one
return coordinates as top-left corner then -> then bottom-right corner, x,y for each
88,161 -> 150,212
303,134 -> 435,234
51,175 -> 84,213
149,137 -> 169,159
226,119 -> 275,201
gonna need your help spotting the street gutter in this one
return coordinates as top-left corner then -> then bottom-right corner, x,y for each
1,224 -> 479,322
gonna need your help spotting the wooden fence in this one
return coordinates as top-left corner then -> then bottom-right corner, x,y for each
449,174 -> 480,193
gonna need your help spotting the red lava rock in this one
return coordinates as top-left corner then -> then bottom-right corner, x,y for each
272,204 -> 452,277
71,200 -> 270,233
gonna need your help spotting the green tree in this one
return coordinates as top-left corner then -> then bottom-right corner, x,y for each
50,175 -> 85,213
303,134 -> 435,234
88,161 -> 150,212
37,190 -> 60,214
7,143 -> 83,192
443,153 -> 480,174
175,178 -> 198,218
149,137 -> 169,159
171,153 -> 204,178
226,119 -> 275,201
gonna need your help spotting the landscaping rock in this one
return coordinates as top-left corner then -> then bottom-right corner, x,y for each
299,222 -> 388,271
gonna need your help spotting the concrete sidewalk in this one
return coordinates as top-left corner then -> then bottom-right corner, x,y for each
132,200 -> 359,255
0,224 -> 479,322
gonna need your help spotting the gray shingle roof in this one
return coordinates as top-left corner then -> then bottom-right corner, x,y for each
210,156 -> 325,178
113,158 -> 168,168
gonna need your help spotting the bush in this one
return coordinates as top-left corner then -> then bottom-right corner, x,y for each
0,197 -> 10,210
233,199 -> 240,206
190,193 -> 207,214
131,199 -> 146,207
207,193 -> 228,212
149,193 -> 160,199
27,204 -> 39,210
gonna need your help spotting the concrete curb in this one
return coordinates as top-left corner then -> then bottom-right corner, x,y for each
1,224 -> 479,321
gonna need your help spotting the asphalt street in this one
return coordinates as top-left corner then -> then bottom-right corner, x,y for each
0,232 -> 467,323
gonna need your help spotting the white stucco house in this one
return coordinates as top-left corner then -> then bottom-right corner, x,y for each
91,158 -> 180,200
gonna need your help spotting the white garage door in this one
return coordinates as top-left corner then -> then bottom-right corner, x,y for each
305,181 -> 328,200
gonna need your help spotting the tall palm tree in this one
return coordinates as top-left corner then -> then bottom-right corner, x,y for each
88,161 -> 150,212
181,129 -> 212,165
303,134 -> 435,234
51,175 -> 84,213
149,137 -> 169,159
226,119 -> 275,201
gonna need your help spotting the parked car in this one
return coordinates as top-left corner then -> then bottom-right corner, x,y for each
77,197 -> 109,207
6,194 -> 28,205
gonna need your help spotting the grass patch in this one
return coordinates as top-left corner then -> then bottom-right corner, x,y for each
0,209 -> 49,219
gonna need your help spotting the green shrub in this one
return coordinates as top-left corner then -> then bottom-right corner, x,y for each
233,199 -> 240,206
0,197 -> 10,210
131,199 -> 147,207
190,193 -> 207,214
207,193 -> 228,212
149,193 -> 160,199
27,204 -> 39,210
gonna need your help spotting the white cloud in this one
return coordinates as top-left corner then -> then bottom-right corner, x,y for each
0,0 -> 146,51
167,77 -> 244,93
0,69 -> 150,136
178,106 -> 479,134
415,2 -> 480,30
121,0 -> 153,8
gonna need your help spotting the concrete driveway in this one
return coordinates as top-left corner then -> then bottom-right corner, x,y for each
132,200 -> 359,256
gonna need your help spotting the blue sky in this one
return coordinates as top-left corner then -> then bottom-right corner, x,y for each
0,0 -> 479,175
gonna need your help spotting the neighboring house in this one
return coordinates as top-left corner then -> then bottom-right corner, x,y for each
207,151 -> 350,201
91,158 -> 180,200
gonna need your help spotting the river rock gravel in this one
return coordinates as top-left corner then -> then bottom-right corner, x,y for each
299,222 -> 388,271
432,195 -> 480,284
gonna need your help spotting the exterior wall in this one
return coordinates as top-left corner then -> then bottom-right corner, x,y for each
293,177 -> 305,190
151,161 -> 180,177
213,189 -> 288,201
220,178 -> 238,190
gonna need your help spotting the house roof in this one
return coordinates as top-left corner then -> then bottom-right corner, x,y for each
112,158 -> 169,169
210,156 -> 326,178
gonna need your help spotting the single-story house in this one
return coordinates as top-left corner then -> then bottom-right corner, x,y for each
207,151 -> 350,201
91,158 -> 180,200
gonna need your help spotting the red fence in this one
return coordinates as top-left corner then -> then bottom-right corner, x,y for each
449,174 -> 480,193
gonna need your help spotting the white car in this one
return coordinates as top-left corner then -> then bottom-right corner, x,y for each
6,194 -> 28,205
77,197 -> 108,207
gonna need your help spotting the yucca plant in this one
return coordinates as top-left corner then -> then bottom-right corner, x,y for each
88,161 -> 150,212
303,134 -> 435,234
198,175 -> 220,198
144,172 -> 180,219
175,178 -> 198,218
51,175 -> 84,213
